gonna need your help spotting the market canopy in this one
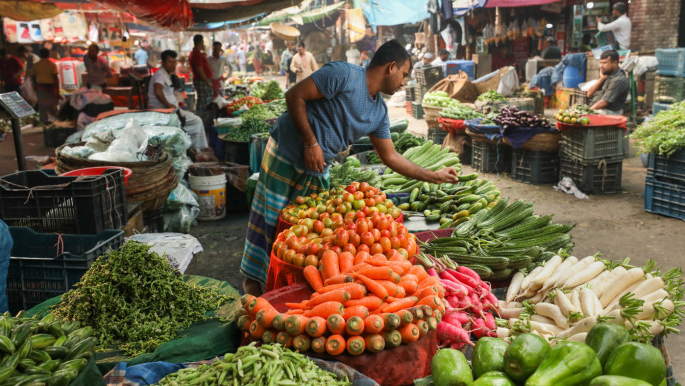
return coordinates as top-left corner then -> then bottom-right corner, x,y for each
0,1 -> 63,21
355,0 -> 429,29
453,0 -> 561,12
190,0 -> 306,24
86,0 -> 193,31
256,1 -> 345,26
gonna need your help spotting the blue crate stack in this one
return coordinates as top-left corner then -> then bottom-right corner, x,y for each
645,150 -> 685,220
653,48 -> 685,115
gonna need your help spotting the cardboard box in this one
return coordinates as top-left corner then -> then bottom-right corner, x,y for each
472,54 -> 492,79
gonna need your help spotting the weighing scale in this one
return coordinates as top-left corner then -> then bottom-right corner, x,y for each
0,92 -> 36,171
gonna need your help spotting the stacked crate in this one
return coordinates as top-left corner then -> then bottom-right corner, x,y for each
645,150 -> 685,220
558,126 -> 628,194
653,48 -> 685,114
472,142 -> 511,174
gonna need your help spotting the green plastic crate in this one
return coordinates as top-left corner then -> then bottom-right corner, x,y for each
472,142 -> 511,174
560,126 -> 628,164
654,76 -> 685,104
412,102 -> 424,119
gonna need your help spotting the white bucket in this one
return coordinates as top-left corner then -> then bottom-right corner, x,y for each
188,174 -> 227,221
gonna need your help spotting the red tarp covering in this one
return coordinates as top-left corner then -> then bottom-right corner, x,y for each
89,0 -> 193,31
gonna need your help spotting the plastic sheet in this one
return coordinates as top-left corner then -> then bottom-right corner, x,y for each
128,233 -> 202,274
92,0 -> 193,31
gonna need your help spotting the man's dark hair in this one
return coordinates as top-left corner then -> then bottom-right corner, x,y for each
213,41 -> 222,48
613,2 -> 627,14
193,34 -> 204,46
297,42 -> 305,48
17,46 -> 27,54
161,50 -> 178,62
600,50 -> 619,62
439,49 -> 449,56
38,48 -> 50,59
368,39 -> 412,70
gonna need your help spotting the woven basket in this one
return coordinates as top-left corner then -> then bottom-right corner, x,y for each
426,117 -> 440,130
128,168 -> 179,211
422,105 -> 443,121
465,128 -> 505,146
270,23 -> 300,40
504,132 -> 562,152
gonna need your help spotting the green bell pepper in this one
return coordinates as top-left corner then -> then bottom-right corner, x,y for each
525,341 -> 601,386
585,323 -> 631,368
604,342 -> 666,386
431,348 -> 473,386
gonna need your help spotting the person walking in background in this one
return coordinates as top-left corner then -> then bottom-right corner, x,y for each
253,44 -> 263,75
345,44 -> 361,65
17,46 -> 38,74
359,50 -> 371,68
134,44 -> 148,66
541,37 -> 562,59
83,44 -> 112,90
597,2 -> 631,50
290,42 -> 318,84
188,34 -> 213,116
286,47 -> 297,89
208,41 -> 230,97
176,56 -> 190,76
225,45 -> 236,71
0,48 -> 24,93
237,47 -> 247,73
28,48 -> 59,123
280,41 -> 294,86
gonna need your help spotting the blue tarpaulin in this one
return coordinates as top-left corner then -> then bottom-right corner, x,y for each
355,0 -> 429,29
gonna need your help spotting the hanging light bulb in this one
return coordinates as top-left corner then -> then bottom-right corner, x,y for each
546,23 -> 553,29
587,2 -> 595,9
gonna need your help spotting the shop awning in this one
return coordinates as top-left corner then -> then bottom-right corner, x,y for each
355,0 -> 429,29
256,1 -> 345,26
190,0 -> 305,24
0,1 -> 63,21
481,0 -> 561,7
88,0 -> 194,31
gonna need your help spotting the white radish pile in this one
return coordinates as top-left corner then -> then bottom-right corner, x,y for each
498,255 -> 685,343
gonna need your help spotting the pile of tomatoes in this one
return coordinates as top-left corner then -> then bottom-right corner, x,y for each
273,210 -> 418,268
280,182 -> 402,226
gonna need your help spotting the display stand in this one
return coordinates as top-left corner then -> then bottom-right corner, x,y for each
0,92 -> 36,170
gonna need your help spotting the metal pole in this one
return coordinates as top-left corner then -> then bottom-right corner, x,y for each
11,118 -> 25,171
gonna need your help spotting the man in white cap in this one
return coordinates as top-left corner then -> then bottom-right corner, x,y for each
411,52 -> 434,79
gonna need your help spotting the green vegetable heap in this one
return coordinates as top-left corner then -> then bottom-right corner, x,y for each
423,91 -> 459,108
52,242 -> 230,356
631,100 -> 685,156
261,80 -> 285,101
329,159 -> 381,188
477,90 -> 507,102
224,118 -> 271,142
440,102 -> 484,120
365,133 -> 425,164
0,311 -> 96,385
156,342 -> 349,386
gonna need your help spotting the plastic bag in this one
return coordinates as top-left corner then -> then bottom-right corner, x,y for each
554,177 -> 589,199
88,120 -> 147,162
81,111 -> 181,143
142,126 -> 192,158
20,77 -> 37,106
164,183 -> 199,211
60,145 -> 96,158
163,206 -> 200,235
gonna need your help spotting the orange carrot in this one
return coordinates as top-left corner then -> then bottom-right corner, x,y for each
417,320 -> 429,336
421,305 -> 434,318
354,251 -> 370,265
382,296 -> 418,313
306,290 -> 351,308
276,331 -> 293,347
317,282 -> 361,293
350,263 -> 371,272
416,295 -> 442,309
389,252 -> 405,261
376,280 -> 400,297
247,297 -> 274,317
399,323 -> 420,343
408,265 -> 428,282
326,314 -> 346,334
396,286 -> 406,299
285,301 -> 308,310
303,265 -> 324,291
403,274 -> 419,283
326,334 -> 346,355
417,276 -> 441,289
261,329 -> 278,344
364,333 -> 386,353
396,309 -> 414,325
407,307 -> 424,322
386,259 -> 413,271
305,316 -> 327,338
364,314 -> 385,334
249,320 -> 267,339
272,314 -> 286,330
345,315 -> 365,336
343,305 -> 369,320
381,313 -> 401,330
338,251 -> 355,274
415,286 -> 440,300
354,274 -> 389,300
367,254 -> 388,266
400,278 -> 419,294
293,334 -> 311,352
285,309 -> 304,315
384,330 -> 402,349
256,308 -> 278,328
238,315 -> 254,332
346,336 -> 365,356
311,337 -> 327,353
324,274 -> 354,286
240,294 -> 256,308
284,314 -> 310,336
390,272 -> 402,284
321,251 -> 340,282
340,284 -> 367,299
357,266 -> 394,280
303,301 -> 344,319
344,296 -> 383,310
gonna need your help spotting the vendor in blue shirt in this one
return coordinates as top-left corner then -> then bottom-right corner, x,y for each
241,39 -> 460,295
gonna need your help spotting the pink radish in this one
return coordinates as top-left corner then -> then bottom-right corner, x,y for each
427,268 -> 439,277
446,269 -> 480,288
444,311 -> 472,325
472,318 -> 489,338
484,312 -> 496,331
437,322 -> 474,347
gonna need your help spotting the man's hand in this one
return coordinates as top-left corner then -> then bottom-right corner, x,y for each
304,145 -> 325,173
432,167 -> 460,184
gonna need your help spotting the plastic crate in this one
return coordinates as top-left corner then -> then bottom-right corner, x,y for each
569,89 -> 588,106
653,101 -> 673,115
654,76 -> 685,103
428,128 -> 448,145
415,84 -> 427,104
560,126 -> 628,163
656,48 -> 685,77
412,102 -> 424,119
0,169 -> 127,234
415,66 -> 443,89
560,156 -> 623,194
459,143 -> 472,165
511,150 -> 560,185
405,101 -> 413,115
648,149 -> 685,183
43,125 -> 76,148
143,208 -> 165,233
445,60 -> 475,79
6,227 -> 124,313
404,85 -> 415,102
472,142 -> 511,174
644,175 -> 685,221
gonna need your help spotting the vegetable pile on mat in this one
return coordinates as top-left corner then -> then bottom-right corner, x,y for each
52,242 -> 231,356
630,100 -> 685,156
329,160 -> 382,188
381,141 -> 462,193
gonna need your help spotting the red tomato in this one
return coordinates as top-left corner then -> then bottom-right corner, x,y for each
359,182 -> 370,192
293,253 -> 306,267
335,230 -> 349,247
305,254 -> 319,267
372,253 -> 387,261
354,211 -> 366,220
331,219 -> 344,230
286,237 -> 301,250
396,234 -> 408,248
365,198 -> 376,207
389,222 -> 399,237
360,206 -> 370,216
283,249 -> 297,264
379,237 -> 391,253
295,196 -> 306,205
365,190 -> 375,199
361,232 -> 374,246
331,246 -> 342,255
385,249 -> 398,260
354,191 -> 365,200
349,233 -> 361,247
312,220 -> 324,234
357,244 -> 370,254
277,244 -> 287,259
306,232 -> 319,240
347,223 -> 357,233
372,229 -> 381,242
355,219 -> 369,234
377,217 -> 390,231
321,228 -> 334,237
397,248 -> 409,259
390,236 -> 401,250
380,230 -> 391,238
344,212 -> 356,224
345,184 -> 357,194
297,244 -> 309,255
370,243 -> 384,255
307,243 -> 321,256
406,240 -> 417,257
398,225 -> 409,237
343,243 -> 357,255
331,213 -> 343,222
319,212 -> 331,221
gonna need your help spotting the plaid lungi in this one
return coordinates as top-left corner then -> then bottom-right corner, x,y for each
192,79 -> 213,113
241,137 -> 329,284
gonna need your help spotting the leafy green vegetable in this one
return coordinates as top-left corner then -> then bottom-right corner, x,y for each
477,90 -> 507,102
261,80 -> 285,100
630,101 -> 685,156
329,160 -> 381,187
423,91 -> 459,108
224,118 -> 271,142
440,102 -> 483,120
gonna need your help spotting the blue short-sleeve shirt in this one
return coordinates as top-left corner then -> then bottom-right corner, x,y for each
270,61 -> 390,176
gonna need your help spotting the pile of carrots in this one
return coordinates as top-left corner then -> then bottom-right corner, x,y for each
238,246 -> 447,356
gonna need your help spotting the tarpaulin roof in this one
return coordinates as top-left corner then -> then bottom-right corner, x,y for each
355,0 -> 429,29
191,0 -> 305,24
482,0 -> 561,6
256,1 -> 344,26
0,1 -> 63,21
86,0 -> 193,30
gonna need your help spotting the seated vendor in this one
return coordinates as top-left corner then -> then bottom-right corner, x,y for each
148,50 -> 208,150
586,50 -> 629,115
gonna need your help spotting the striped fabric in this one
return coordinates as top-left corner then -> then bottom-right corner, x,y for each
192,79 -> 213,113
241,137 -> 329,284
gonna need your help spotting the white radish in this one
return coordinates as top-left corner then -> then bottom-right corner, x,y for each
531,255 -> 563,290
600,268 -> 645,307
648,320 -> 665,335
528,291 -> 546,304
520,266 -> 544,294
500,307 -> 524,319
632,277 -> 666,299
637,298 -> 674,320
593,294 -> 603,317
605,309 -> 625,325
530,320 -> 564,336
585,270 -> 611,291
507,272 -> 525,303
570,290 -> 582,313
496,327 -> 510,338
564,261 -> 605,289
534,303 -> 568,329
592,266 -> 627,298
604,279 -> 648,312
568,332 -> 588,342
641,289 -> 670,304
556,317 -> 598,339
557,256 -> 595,288
580,288 -> 599,317
541,256 -> 578,290
553,290 -> 576,316
531,314 -> 556,325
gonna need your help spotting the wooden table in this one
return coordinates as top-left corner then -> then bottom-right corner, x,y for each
103,86 -> 134,108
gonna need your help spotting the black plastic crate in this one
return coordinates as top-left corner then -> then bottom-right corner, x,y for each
415,66 -> 443,89
6,227 -> 124,313
412,102 -> 424,119
143,208 -> 165,233
559,156 -> 623,194
645,175 -> 685,221
560,126 -> 628,163
471,142 -> 511,174
43,125 -> 76,148
428,128 -> 448,145
511,150 -> 560,185
648,149 -> 685,184
459,143 -> 472,165
0,169 -> 127,234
